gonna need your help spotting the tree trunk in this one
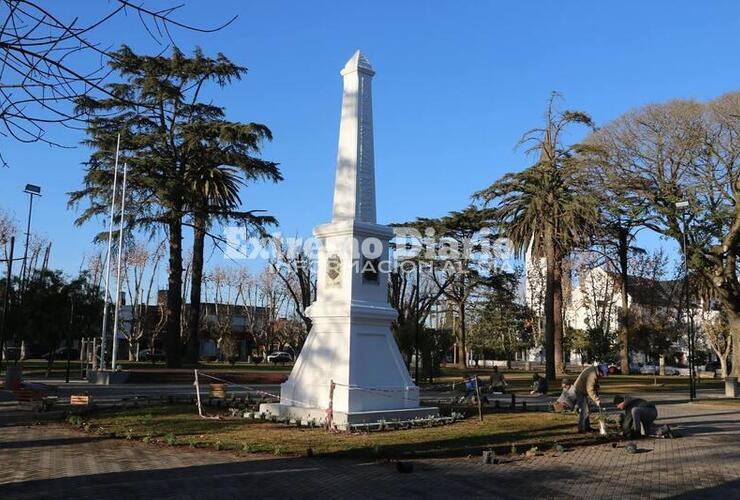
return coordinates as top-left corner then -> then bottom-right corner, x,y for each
729,308 -> 740,378
458,301 -> 467,369
553,257 -> 564,377
166,219 -> 183,368
543,226 -> 557,381
618,230 -> 630,375
187,212 -> 206,364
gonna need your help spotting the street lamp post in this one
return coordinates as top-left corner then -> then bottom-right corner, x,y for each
676,200 -> 696,401
20,184 -> 41,291
15,184 -> 41,364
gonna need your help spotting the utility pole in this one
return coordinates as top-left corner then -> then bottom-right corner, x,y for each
0,237 -> 15,373
414,257 -> 420,384
676,201 -> 696,401
66,296 -> 74,383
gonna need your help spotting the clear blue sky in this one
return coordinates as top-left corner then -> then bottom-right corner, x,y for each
1,0 -> 738,275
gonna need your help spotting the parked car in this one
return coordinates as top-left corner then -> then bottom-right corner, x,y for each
639,363 -> 680,375
608,364 -> 621,375
704,360 -> 732,373
42,347 -> 79,360
138,349 -> 166,362
267,351 -> 293,364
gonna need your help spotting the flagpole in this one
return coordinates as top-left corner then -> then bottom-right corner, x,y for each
97,134 -> 121,371
111,162 -> 127,371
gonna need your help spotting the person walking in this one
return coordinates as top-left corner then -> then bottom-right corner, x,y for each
573,364 -> 607,432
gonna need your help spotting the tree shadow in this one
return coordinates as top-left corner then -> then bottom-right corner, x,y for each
0,435 -> 108,450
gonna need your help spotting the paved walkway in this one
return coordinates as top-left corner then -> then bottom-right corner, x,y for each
1,399 -> 739,499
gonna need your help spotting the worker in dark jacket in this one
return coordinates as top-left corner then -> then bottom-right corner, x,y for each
614,395 -> 658,438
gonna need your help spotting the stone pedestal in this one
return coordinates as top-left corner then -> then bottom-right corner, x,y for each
87,369 -> 129,385
259,51 -> 437,428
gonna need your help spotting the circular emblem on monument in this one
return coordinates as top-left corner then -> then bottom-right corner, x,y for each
327,254 -> 341,286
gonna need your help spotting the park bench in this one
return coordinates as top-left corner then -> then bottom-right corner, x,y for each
13,387 -> 58,412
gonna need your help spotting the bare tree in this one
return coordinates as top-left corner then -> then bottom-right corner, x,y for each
234,268 -> 265,361
206,266 -> 239,363
255,267 -> 289,356
702,313 -> 732,378
123,240 -> 163,360
0,0 -> 235,165
0,208 -> 17,260
269,237 -> 316,332
589,94 -> 740,376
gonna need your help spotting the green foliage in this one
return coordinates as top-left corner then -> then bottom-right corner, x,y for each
469,272 -> 532,363
69,45 -> 282,367
630,311 -> 681,361
164,432 -> 177,446
14,270 -> 103,368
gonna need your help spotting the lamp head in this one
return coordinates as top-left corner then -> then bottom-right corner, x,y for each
24,184 -> 41,195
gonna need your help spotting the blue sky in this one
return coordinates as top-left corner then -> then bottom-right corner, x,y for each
1,0 -> 738,276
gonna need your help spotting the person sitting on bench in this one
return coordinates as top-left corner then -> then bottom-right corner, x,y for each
530,373 -> 549,395
614,395 -> 658,438
489,366 -> 507,393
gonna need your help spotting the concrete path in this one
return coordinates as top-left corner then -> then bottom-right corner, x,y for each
1,398 -> 739,499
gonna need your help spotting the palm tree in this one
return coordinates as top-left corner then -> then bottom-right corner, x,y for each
183,135 -> 282,363
475,94 -> 597,380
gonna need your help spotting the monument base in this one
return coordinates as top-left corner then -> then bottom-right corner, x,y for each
259,403 -> 439,430
86,370 -> 129,385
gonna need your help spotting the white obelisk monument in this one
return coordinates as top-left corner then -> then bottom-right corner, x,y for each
261,50 -> 437,428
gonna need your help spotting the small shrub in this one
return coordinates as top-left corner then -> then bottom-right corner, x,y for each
164,432 -> 177,446
188,438 -> 197,449
142,433 -> 153,444
125,429 -> 134,441
273,446 -> 282,456
214,440 -> 223,451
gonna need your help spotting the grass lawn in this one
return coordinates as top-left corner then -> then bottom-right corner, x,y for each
76,404 -> 608,459
3,359 -> 293,376
430,368 -> 723,396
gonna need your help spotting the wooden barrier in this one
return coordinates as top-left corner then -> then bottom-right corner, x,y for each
13,388 -> 57,411
209,383 -> 227,399
70,394 -> 93,407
